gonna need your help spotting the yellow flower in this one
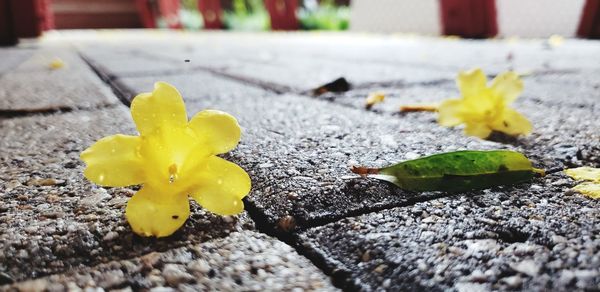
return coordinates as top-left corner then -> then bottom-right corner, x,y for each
438,68 -> 532,139
565,167 -> 600,199
80,82 -> 251,237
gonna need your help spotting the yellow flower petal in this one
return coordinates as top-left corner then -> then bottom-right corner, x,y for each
130,82 -> 188,136
565,167 -> 600,182
492,108 -> 532,136
125,186 -> 190,237
438,99 -> 464,126
457,68 -> 487,99
490,71 -> 523,104
572,182 -> 600,199
464,122 -> 492,138
80,134 -> 144,187
188,110 -> 241,154
190,156 -> 251,216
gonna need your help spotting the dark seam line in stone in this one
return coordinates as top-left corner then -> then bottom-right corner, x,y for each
77,53 -> 133,107
119,49 -> 297,95
240,199 -> 353,291
0,102 -> 120,119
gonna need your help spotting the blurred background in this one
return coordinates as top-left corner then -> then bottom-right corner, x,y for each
1,0 -> 599,45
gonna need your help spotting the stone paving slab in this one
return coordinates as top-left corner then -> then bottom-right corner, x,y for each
76,32 -> 600,93
118,73 -> 518,232
0,45 -> 119,112
3,31 -> 599,291
0,47 -> 35,75
0,107 -> 251,284
6,231 -> 337,291
300,174 -> 600,291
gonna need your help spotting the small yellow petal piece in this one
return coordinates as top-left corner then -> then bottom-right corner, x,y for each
80,134 -> 145,187
190,156 -> 251,216
125,186 -> 190,237
399,103 -> 438,113
130,82 -> 188,136
548,35 -> 564,48
565,167 -> 600,182
572,183 -> 600,199
49,58 -> 65,70
365,92 -> 385,109
188,110 -> 241,155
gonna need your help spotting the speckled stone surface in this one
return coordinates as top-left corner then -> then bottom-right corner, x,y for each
7,231 -> 337,291
0,45 -> 118,112
117,73 -> 511,231
300,173 -> 600,291
2,31 -> 600,291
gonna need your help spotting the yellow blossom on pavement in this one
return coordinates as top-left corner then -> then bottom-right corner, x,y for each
438,68 -> 532,139
565,167 -> 600,199
80,82 -> 251,237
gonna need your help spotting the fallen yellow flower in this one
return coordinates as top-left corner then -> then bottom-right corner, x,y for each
565,167 -> 600,199
81,82 -> 251,237
438,68 -> 532,139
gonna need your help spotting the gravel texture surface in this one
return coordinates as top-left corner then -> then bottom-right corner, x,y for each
1,31 -> 599,291
300,173 -> 600,290
7,231 -> 337,291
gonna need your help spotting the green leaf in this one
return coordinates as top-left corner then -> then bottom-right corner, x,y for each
352,150 -> 542,192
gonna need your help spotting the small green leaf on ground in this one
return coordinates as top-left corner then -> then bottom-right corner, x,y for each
565,167 -> 600,199
351,150 -> 542,192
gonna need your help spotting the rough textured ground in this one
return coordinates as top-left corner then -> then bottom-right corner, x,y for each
8,231 -> 335,291
1,31 -> 599,291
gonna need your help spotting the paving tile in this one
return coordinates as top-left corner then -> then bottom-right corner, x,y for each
0,46 -> 119,112
0,108 -> 251,283
0,47 -> 35,75
5,231 -> 338,291
119,72 -> 517,231
299,174 -> 600,290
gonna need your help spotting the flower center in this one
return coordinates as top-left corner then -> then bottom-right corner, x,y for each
168,163 -> 178,184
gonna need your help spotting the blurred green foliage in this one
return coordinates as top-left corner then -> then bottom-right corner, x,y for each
223,0 -> 270,31
299,0 -> 349,30
163,0 -> 350,31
